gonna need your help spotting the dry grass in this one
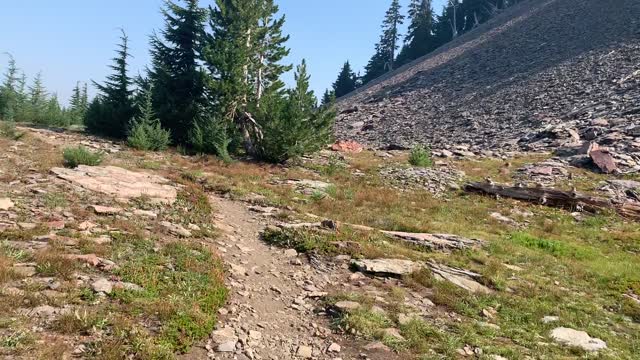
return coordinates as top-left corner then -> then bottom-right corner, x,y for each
33,251 -> 77,280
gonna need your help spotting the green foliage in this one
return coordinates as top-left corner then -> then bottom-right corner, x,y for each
86,30 -> 134,138
127,88 -> 171,151
0,121 -> 24,140
396,0 -> 436,66
332,61 -> 358,98
149,0 -> 207,143
408,145 -> 432,167
254,60 -> 334,163
189,114 -> 232,162
363,0 -> 404,84
62,146 -> 104,168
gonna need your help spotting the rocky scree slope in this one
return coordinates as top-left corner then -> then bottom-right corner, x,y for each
336,0 -> 640,171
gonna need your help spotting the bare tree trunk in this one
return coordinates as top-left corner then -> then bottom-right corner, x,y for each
450,1 -> 459,38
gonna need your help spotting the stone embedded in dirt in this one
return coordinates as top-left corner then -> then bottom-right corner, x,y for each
285,179 -> 333,196
543,316 -> 560,323
46,220 -> 65,230
334,301 -> 361,312
17,222 -> 37,230
295,345 -> 313,358
331,140 -> 364,153
284,249 -> 298,258
51,165 -> 177,204
230,263 -> 248,277
382,328 -> 405,341
351,258 -> 423,277
12,264 -> 37,277
211,327 -> 238,352
0,198 -> 14,211
327,342 -> 341,353
363,341 -> 391,351
379,166 -> 465,197
133,209 -> 157,218
428,262 -> 492,294
91,278 -> 113,294
19,305 -> 68,318
114,282 -> 143,292
550,327 -> 607,352
160,221 -> 192,237
490,212 -> 518,226
77,221 -> 97,231
91,205 -> 124,215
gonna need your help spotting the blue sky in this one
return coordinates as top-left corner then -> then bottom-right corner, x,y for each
0,0 -> 446,105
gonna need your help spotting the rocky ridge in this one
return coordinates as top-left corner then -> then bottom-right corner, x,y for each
336,0 -> 640,172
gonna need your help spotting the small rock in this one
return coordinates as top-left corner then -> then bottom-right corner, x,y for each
0,198 -> 15,211
91,205 -> 124,215
91,278 -> 113,294
284,249 -> 298,257
133,209 -> 157,218
296,345 -> 313,358
211,327 -> 238,352
542,316 -> 559,323
334,301 -> 361,312
550,327 -> 607,352
160,221 -> 192,237
327,342 -> 341,353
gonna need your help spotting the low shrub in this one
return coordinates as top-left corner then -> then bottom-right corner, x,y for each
62,146 -> 103,168
0,121 -> 24,140
408,145 -> 432,167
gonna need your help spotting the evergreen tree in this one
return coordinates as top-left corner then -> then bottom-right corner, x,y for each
321,89 -> 335,107
362,0 -> 404,85
332,61 -> 358,98
433,0 -> 464,46
86,29 -> 134,138
204,0 -> 292,155
149,0 -> 207,143
128,85 -> 172,151
397,0 -> 435,66
0,54 -> 20,121
69,82 -> 88,124
462,0 -> 495,31
28,72 -> 48,123
255,60 -> 334,163
251,0 -> 291,103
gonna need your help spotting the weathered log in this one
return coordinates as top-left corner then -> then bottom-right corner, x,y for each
465,182 -> 640,220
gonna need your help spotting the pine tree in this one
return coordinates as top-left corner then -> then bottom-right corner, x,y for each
0,54 -> 20,121
28,72 -> 49,124
149,0 -> 207,143
332,61 -> 358,98
433,0 -> 464,46
462,0 -> 495,31
362,0 -> 404,85
86,29 -> 134,138
204,0 -> 292,156
251,0 -> 291,103
69,82 -> 88,124
398,0 -> 435,66
321,89 -> 335,107
255,60 -> 334,163
128,86 -> 172,151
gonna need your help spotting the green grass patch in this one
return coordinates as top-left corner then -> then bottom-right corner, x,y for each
109,233 -> 227,354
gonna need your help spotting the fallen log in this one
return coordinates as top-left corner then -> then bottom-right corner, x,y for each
465,182 -> 640,220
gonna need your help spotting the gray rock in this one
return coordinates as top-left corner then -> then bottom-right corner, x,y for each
91,278 -> 113,294
296,345 -> 313,358
550,327 -> 607,352
351,258 -> 423,277
0,198 -> 14,211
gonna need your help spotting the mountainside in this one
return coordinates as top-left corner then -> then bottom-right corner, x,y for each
336,0 -> 640,168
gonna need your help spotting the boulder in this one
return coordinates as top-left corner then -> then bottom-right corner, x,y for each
331,140 -> 364,153
0,198 -> 14,211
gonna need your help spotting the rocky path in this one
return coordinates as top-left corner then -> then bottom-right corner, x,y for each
183,196 -> 389,360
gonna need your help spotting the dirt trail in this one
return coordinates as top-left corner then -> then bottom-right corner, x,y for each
181,195 -> 393,360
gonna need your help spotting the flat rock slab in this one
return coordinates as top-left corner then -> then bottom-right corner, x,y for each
351,258 -> 423,277
550,327 -> 607,352
51,165 -> 177,204
381,231 -> 483,251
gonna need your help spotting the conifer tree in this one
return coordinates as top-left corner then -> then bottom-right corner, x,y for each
255,60 -> 333,163
362,0 -> 404,84
69,82 -> 89,124
332,61 -> 358,98
321,89 -> 335,107
433,0 -> 464,46
397,0 -> 435,66
252,0 -> 291,103
85,29 -> 134,138
0,54 -> 20,121
149,0 -> 207,143
27,72 -> 49,124
204,0 -> 292,155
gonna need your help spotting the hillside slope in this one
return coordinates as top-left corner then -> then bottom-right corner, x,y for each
336,0 -> 640,162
